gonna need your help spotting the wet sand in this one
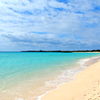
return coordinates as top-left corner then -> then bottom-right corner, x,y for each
41,59 -> 100,100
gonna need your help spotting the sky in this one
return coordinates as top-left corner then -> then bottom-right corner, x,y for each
0,0 -> 100,51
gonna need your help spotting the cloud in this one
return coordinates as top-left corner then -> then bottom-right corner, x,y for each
0,0 -> 100,51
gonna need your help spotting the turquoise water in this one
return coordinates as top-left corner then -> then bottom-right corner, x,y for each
0,52 -> 100,100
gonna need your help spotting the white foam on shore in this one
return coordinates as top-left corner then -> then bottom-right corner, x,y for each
37,56 -> 100,100
78,58 -> 90,65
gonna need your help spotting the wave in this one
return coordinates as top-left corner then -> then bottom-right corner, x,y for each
38,56 -> 100,100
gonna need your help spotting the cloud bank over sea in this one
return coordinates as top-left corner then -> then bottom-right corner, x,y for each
0,0 -> 100,51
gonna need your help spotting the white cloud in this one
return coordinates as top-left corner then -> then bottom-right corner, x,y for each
0,0 -> 100,50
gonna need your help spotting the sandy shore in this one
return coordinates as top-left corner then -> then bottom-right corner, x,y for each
41,59 -> 100,100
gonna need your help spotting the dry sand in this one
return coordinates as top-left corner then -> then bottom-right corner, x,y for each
41,60 -> 100,100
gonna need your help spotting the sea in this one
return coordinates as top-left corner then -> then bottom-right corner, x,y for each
0,52 -> 100,100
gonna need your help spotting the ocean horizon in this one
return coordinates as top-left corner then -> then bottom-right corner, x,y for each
0,52 -> 100,100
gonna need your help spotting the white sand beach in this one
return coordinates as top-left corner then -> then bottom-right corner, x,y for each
42,59 -> 100,100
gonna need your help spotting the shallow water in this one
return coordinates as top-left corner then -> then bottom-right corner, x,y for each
0,52 -> 100,100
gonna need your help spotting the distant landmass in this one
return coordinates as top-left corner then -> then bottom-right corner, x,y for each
21,49 -> 100,53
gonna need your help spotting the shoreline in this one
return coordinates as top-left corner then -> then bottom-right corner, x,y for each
41,57 -> 100,100
0,54 -> 100,100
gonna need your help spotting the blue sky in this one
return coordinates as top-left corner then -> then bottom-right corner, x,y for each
0,0 -> 100,51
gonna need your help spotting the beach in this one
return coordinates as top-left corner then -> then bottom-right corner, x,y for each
0,52 -> 100,100
41,59 -> 100,100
